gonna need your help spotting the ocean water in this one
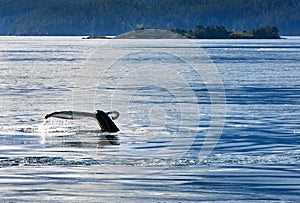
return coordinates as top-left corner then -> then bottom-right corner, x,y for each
0,36 -> 299,202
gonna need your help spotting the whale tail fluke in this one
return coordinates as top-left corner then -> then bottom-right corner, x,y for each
106,111 -> 120,120
45,110 -> 120,133
95,110 -> 119,133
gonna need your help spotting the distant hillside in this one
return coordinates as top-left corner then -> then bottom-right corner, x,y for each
0,0 -> 299,36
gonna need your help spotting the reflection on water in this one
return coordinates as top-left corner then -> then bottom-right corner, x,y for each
0,36 -> 299,202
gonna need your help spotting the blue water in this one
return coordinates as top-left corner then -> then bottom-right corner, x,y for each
0,36 -> 299,202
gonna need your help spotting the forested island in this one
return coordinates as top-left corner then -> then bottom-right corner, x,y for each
169,25 -> 281,39
85,25 -> 281,39
0,0 -> 299,36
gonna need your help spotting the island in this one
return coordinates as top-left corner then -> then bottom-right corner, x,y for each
169,25 -> 281,39
83,25 -> 281,40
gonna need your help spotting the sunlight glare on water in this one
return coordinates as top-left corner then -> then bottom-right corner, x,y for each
0,36 -> 299,202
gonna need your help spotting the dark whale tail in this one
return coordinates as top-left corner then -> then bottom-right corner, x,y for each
45,110 -> 120,133
95,110 -> 119,132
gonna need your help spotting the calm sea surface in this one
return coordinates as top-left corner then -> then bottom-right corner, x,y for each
0,36 -> 299,202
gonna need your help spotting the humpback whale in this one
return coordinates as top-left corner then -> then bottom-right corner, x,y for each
45,110 -> 120,133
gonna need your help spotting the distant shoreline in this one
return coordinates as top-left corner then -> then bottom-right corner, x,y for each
169,25 -> 281,39
82,36 -> 112,39
83,25 -> 282,40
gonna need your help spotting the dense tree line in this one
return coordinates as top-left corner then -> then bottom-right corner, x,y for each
0,0 -> 299,36
170,25 -> 280,39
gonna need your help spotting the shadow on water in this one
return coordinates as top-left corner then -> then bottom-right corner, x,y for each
44,132 -> 120,148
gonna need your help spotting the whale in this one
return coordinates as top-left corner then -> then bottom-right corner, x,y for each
45,110 -> 120,133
